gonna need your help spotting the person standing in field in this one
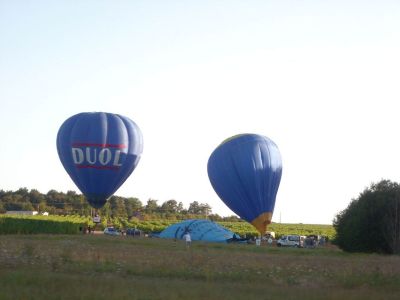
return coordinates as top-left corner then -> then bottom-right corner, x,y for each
183,232 -> 191,248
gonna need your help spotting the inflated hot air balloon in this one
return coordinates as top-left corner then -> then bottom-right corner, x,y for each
207,134 -> 282,235
56,112 -> 143,208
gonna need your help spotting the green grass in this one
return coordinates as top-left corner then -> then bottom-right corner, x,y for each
1,235 -> 400,299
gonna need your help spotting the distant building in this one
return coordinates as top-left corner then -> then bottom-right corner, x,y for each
6,211 -> 38,215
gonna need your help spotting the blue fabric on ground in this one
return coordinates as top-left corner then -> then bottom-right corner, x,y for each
159,219 -> 238,243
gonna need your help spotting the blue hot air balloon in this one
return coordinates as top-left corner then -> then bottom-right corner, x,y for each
158,219 -> 240,243
56,112 -> 143,208
207,134 -> 282,234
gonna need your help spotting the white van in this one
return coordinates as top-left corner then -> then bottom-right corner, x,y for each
276,235 -> 305,247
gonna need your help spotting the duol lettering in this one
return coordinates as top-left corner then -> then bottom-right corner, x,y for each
71,147 -> 123,166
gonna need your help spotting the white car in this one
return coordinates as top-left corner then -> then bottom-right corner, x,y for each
103,227 -> 120,236
276,235 -> 304,247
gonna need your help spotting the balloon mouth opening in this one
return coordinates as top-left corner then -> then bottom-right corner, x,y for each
251,212 -> 273,235
86,196 -> 108,209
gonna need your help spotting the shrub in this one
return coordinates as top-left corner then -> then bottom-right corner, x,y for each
0,215 -> 88,234
333,179 -> 400,254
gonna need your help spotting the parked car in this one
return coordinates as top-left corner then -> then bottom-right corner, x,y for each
126,228 -> 143,237
103,227 -> 120,236
304,235 -> 324,248
276,235 -> 305,247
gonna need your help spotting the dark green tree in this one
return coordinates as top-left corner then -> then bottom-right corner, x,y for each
187,201 -> 212,215
124,197 -> 143,217
144,199 -> 159,214
29,189 -> 45,207
177,202 -> 184,213
15,187 -> 29,197
3,194 -> 34,211
199,203 -> 212,216
46,190 -> 66,210
109,196 -> 128,218
333,179 -> 400,254
161,199 -> 178,213
188,201 -> 200,214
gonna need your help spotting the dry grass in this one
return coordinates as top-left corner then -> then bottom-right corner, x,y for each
1,235 -> 400,300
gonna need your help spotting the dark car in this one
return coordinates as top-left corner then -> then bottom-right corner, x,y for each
126,228 -> 143,237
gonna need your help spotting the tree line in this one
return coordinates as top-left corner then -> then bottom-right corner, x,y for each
0,187 -> 239,221
334,179 -> 400,254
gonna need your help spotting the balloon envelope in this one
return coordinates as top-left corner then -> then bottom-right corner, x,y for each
56,112 -> 143,208
207,134 -> 282,234
159,219 -> 240,243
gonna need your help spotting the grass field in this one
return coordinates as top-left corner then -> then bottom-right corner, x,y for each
1,235 -> 400,300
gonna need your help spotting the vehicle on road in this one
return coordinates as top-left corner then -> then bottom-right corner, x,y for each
126,228 -> 143,237
103,227 -> 120,236
276,235 -> 305,247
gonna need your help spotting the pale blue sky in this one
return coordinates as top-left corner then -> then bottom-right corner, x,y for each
1,1 -> 400,224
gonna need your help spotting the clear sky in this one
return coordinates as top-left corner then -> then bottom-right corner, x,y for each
1,1 -> 400,224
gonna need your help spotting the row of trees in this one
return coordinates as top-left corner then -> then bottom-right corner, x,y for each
0,188 -> 237,221
334,179 -> 400,254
